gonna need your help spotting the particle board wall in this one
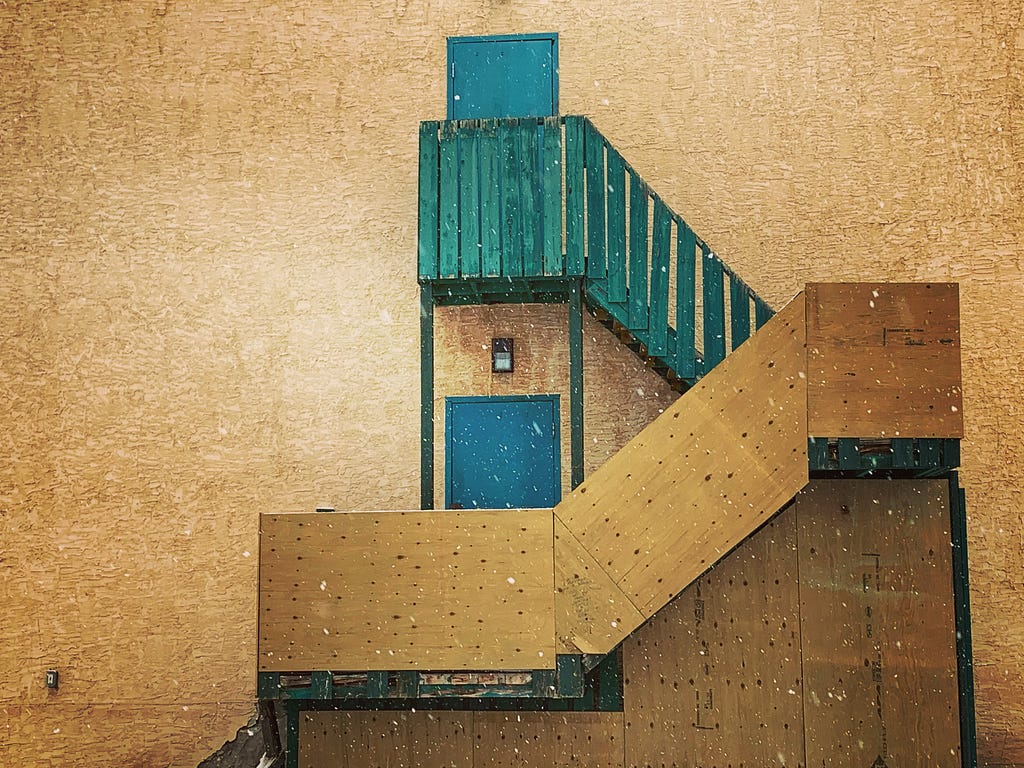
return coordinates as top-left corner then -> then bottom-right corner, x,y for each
1,1 -> 1022,765
258,510 -> 556,671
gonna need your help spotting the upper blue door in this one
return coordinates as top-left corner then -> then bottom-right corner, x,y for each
447,33 -> 558,120
445,395 -> 561,509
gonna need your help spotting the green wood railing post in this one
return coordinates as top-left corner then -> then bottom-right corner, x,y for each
420,284 -> 434,510
570,279 -> 585,489
729,274 -> 751,349
702,248 -> 726,368
949,472 -> 977,768
458,121 -> 481,277
520,121 -> 543,276
564,116 -> 585,275
606,149 -> 627,304
584,119 -> 607,282
627,171 -> 649,332
754,295 -> 774,329
675,222 -> 697,379
479,119 -> 501,277
438,122 -> 460,278
284,701 -> 300,768
542,116 -> 563,275
498,119 -> 524,278
648,197 -> 671,356
418,121 -> 440,280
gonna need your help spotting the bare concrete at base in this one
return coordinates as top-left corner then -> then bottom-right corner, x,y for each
296,479 -> 961,768
258,510 -> 556,671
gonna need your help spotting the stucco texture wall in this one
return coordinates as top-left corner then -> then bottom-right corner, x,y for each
0,1 -> 1020,766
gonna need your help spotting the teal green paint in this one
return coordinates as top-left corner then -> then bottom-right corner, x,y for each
585,120 -> 607,281
627,171 -> 649,331
754,296 -> 773,329
556,655 -> 585,698
418,121 -> 440,280
702,250 -> 726,369
542,117 -> 563,275
948,472 -> 977,768
310,670 -> 332,699
447,34 -> 558,120
438,123 -> 460,279
675,222 -> 697,380
919,439 -> 941,467
366,671 -> 389,698
648,196 -> 671,356
596,649 -> 624,711
570,279 -> 585,489
284,701 -> 299,768
729,274 -> 751,349
479,119 -> 501,277
420,285 -> 435,510
564,116 -> 585,275
519,123 -> 543,276
498,121 -> 524,277
458,124 -> 481,277
891,438 -> 914,468
606,148 -> 627,304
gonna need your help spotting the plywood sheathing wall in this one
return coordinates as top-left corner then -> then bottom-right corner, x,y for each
1,1 -> 1021,764
258,510 -> 556,672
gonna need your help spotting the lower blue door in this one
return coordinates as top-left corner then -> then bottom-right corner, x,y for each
445,395 -> 561,509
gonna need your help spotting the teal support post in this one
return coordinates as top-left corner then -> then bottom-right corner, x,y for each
569,279 -> 585,489
310,671 -> 332,699
420,284 -> 435,510
284,701 -> 300,768
949,472 -> 977,768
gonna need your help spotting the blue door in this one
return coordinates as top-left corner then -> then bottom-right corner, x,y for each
445,395 -> 561,509
447,33 -> 558,120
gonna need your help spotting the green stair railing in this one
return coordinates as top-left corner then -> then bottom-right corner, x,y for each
572,117 -> 774,383
418,116 -> 775,384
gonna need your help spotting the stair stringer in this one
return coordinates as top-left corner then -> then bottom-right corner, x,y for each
554,293 -> 809,655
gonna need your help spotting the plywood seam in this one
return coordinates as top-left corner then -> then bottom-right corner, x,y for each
553,509 -> 645,620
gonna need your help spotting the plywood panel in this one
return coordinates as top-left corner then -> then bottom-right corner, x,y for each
623,510 -> 804,768
259,509 -> 555,671
554,517 -> 645,654
300,711 -> 473,768
806,283 -> 963,438
556,294 -> 808,623
795,480 -> 960,767
475,712 -> 625,768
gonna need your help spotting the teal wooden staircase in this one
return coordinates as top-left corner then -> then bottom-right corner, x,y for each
418,115 -> 775,393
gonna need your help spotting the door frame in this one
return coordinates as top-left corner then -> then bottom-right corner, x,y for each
444,394 -> 562,509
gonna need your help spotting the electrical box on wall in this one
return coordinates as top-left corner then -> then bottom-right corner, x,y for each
45,669 -> 59,689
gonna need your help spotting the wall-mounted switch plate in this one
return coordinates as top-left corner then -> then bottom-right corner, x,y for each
45,669 -> 59,689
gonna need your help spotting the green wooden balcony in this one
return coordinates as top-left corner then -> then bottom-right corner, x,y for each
417,115 -> 775,384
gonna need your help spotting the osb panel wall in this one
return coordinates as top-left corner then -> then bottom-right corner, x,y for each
1,0 -> 1021,765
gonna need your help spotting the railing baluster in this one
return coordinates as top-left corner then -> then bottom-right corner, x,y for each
418,121 -> 440,281
584,120 -> 607,282
627,171 -> 648,332
458,121 -> 481,277
729,273 -> 751,349
649,196 -> 671,356
479,119 -> 501,278
675,222 -> 697,379
702,249 -> 726,369
564,116 -> 585,276
606,149 -> 627,304
498,119 -> 523,278
542,116 -> 563,275
438,122 -> 460,279
519,121 -> 543,276
754,296 -> 774,329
